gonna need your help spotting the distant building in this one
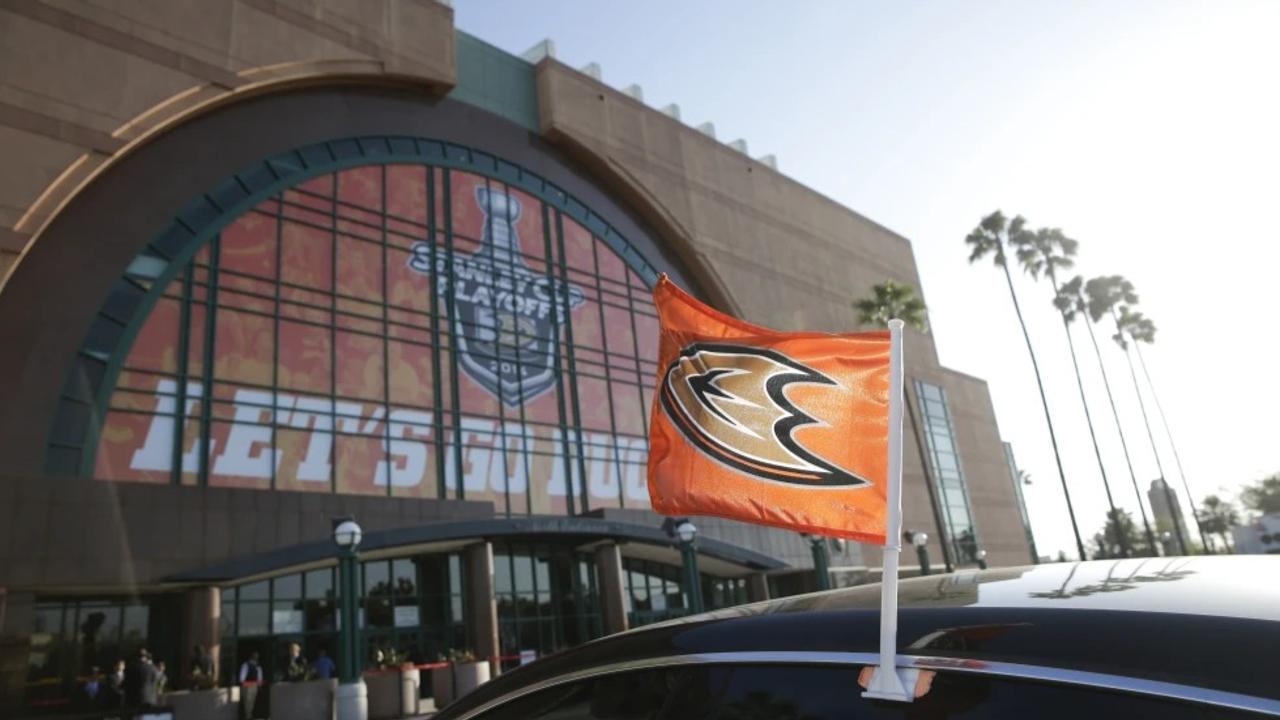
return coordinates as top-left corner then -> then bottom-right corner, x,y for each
1148,478 -> 1188,552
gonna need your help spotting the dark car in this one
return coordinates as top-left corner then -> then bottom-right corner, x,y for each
437,556 -> 1280,719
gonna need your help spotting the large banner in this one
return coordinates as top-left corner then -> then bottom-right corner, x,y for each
94,166 -> 659,516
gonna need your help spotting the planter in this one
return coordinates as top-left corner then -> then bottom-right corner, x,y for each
452,661 -> 491,699
400,667 -> 421,717
160,687 -> 238,720
364,671 -> 402,720
430,665 -> 454,708
270,679 -> 336,720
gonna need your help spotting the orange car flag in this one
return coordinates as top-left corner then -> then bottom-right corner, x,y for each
646,275 -> 893,544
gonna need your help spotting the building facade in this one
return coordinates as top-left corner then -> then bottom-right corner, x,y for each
0,1 -> 1030,713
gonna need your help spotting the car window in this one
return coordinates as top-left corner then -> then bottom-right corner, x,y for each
473,664 -> 1264,720
475,666 -> 727,720
718,665 -> 1262,720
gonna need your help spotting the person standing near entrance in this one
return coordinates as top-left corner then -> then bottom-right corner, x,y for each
189,644 -> 214,689
239,651 -> 264,720
283,642 -> 308,681
311,648 -> 336,680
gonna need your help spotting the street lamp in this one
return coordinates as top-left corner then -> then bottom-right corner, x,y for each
1160,531 -> 1173,557
976,549 -> 988,570
909,531 -> 931,576
800,533 -> 832,591
333,518 -> 366,720
663,518 -> 705,614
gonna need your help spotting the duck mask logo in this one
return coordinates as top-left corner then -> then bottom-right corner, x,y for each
408,187 -> 584,406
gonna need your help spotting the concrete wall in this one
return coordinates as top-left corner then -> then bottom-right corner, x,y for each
0,0 -> 456,286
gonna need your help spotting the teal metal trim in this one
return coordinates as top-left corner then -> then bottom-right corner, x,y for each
59,136 -> 661,479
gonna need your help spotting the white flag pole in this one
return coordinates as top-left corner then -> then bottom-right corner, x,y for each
861,318 -> 920,702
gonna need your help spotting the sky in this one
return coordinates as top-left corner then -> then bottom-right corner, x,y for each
454,1 -> 1280,560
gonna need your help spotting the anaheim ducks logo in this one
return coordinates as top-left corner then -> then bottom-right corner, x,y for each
660,343 -> 871,487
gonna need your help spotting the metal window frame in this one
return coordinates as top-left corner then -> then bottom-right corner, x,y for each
56,137 -> 665,513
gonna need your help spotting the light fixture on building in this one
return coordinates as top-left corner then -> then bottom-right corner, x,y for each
333,519 -> 363,551
333,517 -> 365,720
976,548 -> 988,570
675,520 -> 697,545
661,518 -> 704,613
908,531 -> 931,576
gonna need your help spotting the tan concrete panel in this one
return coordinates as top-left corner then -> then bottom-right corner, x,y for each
52,0 -> 237,72
228,2 -> 369,68
0,126 -> 84,231
0,11 -> 201,126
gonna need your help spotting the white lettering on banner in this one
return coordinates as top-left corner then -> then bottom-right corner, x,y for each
125,384 -> 651,503
586,438 -> 619,500
130,380 -> 213,472
212,389 -> 279,477
288,396 -> 333,482
501,422 -> 531,494
619,437 -> 649,502
376,409 -> 433,487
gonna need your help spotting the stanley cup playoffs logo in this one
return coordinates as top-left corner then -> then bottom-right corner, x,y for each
408,187 -> 584,407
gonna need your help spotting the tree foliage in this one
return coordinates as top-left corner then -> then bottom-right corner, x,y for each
1240,473 -> 1280,516
964,210 -> 1024,267
1010,227 -> 1079,283
853,279 -> 928,332
1196,495 -> 1240,551
1091,508 -> 1155,559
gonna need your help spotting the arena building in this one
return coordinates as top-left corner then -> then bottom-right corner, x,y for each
0,1 -> 1032,712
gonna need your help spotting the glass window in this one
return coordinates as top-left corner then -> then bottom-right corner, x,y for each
392,559 -> 416,596
306,568 -> 334,599
273,573 -> 302,600
239,580 -> 269,601
91,162 -> 663,518
238,602 -> 269,636
914,380 -> 980,565
365,561 -> 391,597
474,666 -> 723,720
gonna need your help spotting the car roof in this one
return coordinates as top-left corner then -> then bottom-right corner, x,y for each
437,556 -> 1280,718
764,555 -> 1280,621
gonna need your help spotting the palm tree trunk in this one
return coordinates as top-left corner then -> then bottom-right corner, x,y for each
1048,272 -> 1124,556
1134,344 -> 1211,553
1083,319 -> 1156,554
1113,312 -> 1188,555
998,254 -> 1086,559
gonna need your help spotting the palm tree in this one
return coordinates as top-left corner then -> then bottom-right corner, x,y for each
854,280 -> 928,331
1099,301 -> 1193,554
1196,495 -> 1239,552
1062,275 -> 1156,555
1010,227 -> 1126,556
965,211 -> 1085,559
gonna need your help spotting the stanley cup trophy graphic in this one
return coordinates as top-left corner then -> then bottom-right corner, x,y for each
408,186 -> 584,407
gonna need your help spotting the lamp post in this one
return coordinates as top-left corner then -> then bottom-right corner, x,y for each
333,518 -> 366,720
976,549 -> 988,571
663,518 -> 704,614
800,534 -> 832,591
909,531 -> 931,576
